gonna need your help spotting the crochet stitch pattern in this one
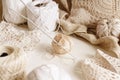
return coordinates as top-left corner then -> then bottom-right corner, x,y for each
0,21 -> 41,52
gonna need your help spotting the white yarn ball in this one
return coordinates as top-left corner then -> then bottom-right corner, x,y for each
27,64 -> 72,80
26,0 -> 59,31
2,0 -> 32,24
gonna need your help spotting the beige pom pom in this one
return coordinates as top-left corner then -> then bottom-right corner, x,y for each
52,33 -> 71,55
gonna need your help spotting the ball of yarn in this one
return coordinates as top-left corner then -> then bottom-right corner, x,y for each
110,18 -> 120,38
96,18 -> 120,38
26,0 -> 59,31
52,33 -> 71,55
2,0 -> 32,24
96,19 -> 110,38
27,64 -> 72,80
0,45 -> 26,80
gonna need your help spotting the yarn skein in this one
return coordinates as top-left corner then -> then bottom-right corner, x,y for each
27,64 -> 72,80
26,0 -> 59,31
0,45 -> 26,80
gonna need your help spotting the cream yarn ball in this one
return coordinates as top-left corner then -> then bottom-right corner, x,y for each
52,33 -> 71,55
110,18 -> 120,38
96,18 -> 120,38
0,45 -> 26,80
96,19 -> 110,38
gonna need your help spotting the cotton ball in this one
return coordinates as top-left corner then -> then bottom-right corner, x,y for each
96,19 -> 110,38
110,18 -> 120,38
27,64 -> 72,80
52,33 -> 71,55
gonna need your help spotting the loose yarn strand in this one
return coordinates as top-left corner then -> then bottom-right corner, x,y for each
20,0 -> 37,18
56,12 -> 67,32
60,53 -> 78,63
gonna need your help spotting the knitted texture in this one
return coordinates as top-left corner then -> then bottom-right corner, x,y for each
71,0 -> 120,24
77,49 -> 120,80
59,0 -> 120,29
0,21 -> 41,52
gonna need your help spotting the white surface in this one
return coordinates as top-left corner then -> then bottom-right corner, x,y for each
25,32 -> 97,80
